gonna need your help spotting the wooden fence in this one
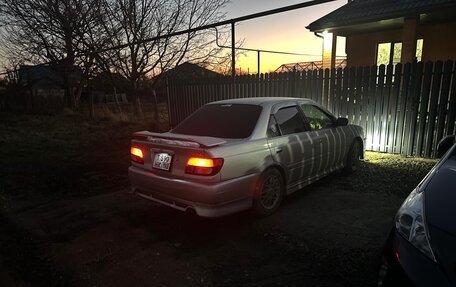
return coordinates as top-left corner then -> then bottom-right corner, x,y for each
167,60 -> 456,158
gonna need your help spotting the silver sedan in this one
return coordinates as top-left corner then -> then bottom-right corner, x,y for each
129,97 -> 365,217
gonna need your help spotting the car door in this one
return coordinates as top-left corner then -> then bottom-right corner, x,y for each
299,104 -> 342,175
266,105 -> 315,188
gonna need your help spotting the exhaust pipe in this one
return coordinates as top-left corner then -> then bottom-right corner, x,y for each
185,207 -> 197,216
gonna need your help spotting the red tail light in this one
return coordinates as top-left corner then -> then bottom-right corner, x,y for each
186,157 -> 224,176
131,147 -> 144,164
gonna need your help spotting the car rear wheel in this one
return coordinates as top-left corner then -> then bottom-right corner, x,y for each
253,168 -> 284,216
344,140 -> 361,174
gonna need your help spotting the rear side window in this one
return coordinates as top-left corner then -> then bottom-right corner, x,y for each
172,104 -> 262,139
274,106 -> 307,135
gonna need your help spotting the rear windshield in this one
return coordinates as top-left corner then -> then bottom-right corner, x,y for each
172,104 -> 262,139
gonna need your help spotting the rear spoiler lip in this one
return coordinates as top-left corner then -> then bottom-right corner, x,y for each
132,131 -> 227,148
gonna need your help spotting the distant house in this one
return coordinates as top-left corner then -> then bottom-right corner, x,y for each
17,64 -> 82,113
160,62 -> 221,80
19,64 -> 82,94
90,72 -> 129,104
307,0 -> 456,67
150,62 -> 222,102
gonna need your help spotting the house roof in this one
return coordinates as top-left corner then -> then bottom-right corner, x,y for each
307,0 -> 456,33
160,62 -> 221,79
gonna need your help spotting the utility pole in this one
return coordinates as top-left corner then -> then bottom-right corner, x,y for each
231,22 -> 236,79
257,50 -> 261,74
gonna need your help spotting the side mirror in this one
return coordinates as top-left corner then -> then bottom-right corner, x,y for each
437,135 -> 455,158
336,117 -> 348,126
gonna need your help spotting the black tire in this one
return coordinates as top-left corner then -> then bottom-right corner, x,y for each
252,168 -> 284,216
344,140 -> 361,174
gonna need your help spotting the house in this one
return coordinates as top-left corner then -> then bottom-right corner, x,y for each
19,64 -> 65,98
17,64 -> 82,113
307,0 -> 456,67
158,62 -> 221,81
90,72 -> 129,104
150,62 -> 222,103
18,64 -> 82,97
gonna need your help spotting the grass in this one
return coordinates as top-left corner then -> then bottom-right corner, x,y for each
0,110 -> 164,206
358,151 -> 436,196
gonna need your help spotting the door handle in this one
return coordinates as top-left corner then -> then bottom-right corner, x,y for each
275,148 -> 283,153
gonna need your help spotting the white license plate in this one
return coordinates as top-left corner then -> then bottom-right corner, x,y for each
153,153 -> 172,171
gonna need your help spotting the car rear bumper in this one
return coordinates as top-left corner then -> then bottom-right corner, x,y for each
379,229 -> 452,287
128,166 -> 259,218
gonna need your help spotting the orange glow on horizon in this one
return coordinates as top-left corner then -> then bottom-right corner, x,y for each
226,0 -> 347,74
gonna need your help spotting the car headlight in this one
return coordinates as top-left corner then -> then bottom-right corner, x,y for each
395,188 -> 436,262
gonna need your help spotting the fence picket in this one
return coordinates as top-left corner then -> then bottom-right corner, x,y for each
395,63 -> 411,154
436,60 -> 453,141
404,62 -> 423,156
381,64 -> 393,152
328,69 -> 336,113
334,68 -> 343,117
323,69 -> 330,107
447,67 -> 456,135
374,65 -> 386,151
367,65 -> 378,150
347,67 -> 356,123
341,67 -> 349,118
353,67 -> 363,126
425,61 -> 443,157
415,62 -> 433,156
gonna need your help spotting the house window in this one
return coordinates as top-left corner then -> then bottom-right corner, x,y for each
376,42 -> 402,66
416,39 -> 424,62
376,39 -> 424,65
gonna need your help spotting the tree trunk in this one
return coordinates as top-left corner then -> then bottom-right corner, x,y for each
64,30 -> 76,110
89,85 -> 94,119
131,80 -> 143,117
152,89 -> 159,126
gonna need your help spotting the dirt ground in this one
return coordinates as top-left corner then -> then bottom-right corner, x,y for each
0,112 -> 437,287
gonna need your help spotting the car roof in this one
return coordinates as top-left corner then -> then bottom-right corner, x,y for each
209,97 -> 316,106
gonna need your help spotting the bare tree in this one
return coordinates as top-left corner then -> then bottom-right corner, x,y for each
1,57 -> 23,86
0,0 -> 105,109
1,0 -> 232,114
98,0 -> 230,115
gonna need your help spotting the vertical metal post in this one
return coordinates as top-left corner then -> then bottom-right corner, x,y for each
166,77 -> 172,128
331,33 -> 337,70
257,50 -> 261,74
231,22 -> 236,79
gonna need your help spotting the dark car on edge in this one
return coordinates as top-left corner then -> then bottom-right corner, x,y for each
378,135 -> 456,287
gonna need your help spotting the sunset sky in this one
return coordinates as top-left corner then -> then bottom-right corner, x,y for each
224,0 -> 347,73
0,0 -> 348,75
